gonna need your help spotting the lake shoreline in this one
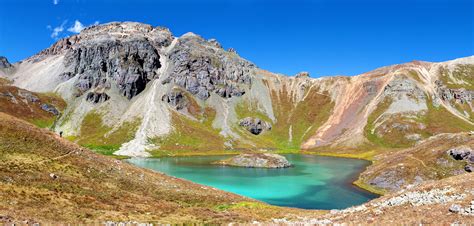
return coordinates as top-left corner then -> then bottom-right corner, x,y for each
126,153 -> 379,210
121,150 -> 383,196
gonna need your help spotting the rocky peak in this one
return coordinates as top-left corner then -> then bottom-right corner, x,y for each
36,22 -> 174,58
295,71 -> 310,78
0,56 -> 12,68
162,31 -> 255,100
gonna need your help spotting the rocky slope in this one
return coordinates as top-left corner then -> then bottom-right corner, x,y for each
2,22 -> 473,159
356,132 -> 474,194
0,78 -> 65,128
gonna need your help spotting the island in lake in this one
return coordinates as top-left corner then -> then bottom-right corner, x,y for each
214,153 -> 292,168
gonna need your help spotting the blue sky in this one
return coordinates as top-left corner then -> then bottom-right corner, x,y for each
0,0 -> 472,77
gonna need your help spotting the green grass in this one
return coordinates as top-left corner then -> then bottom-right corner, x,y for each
149,109 -> 226,156
364,94 -> 474,149
76,112 -> 140,154
233,87 -> 333,151
421,97 -> 474,133
215,201 -> 270,211
364,98 -> 396,147
31,118 -> 56,129
438,65 -> 474,90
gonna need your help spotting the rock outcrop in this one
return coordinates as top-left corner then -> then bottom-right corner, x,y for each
435,80 -> 474,104
86,91 -> 110,104
215,153 -> 292,168
447,146 -> 474,173
63,39 -> 161,99
447,146 -> 472,161
239,117 -> 272,135
162,34 -> 254,100
0,56 -> 11,69
162,90 -> 188,110
41,103 -> 59,116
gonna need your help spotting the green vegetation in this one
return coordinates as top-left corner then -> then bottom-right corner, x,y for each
438,65 -> 474,90
75,112 -> 140,155
364,98 -> 397,147
31,118 -> 56,128
422,97 -> 474,133
353,179 -> 386,195
233,86 -> 333,151
215,201 -> 270,211
364,95 -> 474,149
149,108 -> 226,157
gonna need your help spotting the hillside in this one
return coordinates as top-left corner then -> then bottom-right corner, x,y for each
277,173 -> 474,224
1,111 -> 472,224
1,22 -> 472,160
0,112 -> 321,224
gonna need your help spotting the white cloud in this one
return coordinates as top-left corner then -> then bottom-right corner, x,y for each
67,20 -> 85,33
48,20 -> 99,40
50,21 -> 66,39
53,0 -> 59,5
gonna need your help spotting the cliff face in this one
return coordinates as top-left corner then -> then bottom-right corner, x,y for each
2,22 -> 474,157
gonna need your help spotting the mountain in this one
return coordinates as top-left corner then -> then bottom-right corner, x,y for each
3,22 -> 473,158
0,21 -> 473,224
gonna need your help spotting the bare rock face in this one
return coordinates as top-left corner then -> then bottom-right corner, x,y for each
239,117 -> 272,135
162,90 -> 188,110
63,39 -> 161,99
384,77 -> 425,100
163,34 -> 254,100
0,56 -> 11,68
215,153 -> 292,168
435,80 -> 474,104
86,91 -> 110,104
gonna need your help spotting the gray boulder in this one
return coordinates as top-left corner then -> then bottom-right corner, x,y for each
239,117 -> 272,135
162,90 -> 188,110
41,104 -> 59,116
447,147 -> 472,161
449,204 -> 462,213
465,164 -> 473,173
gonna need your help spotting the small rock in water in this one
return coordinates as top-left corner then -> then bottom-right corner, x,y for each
215,153 -> 292,168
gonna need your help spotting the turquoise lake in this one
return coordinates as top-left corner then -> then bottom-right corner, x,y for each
127,154 -> 378,209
